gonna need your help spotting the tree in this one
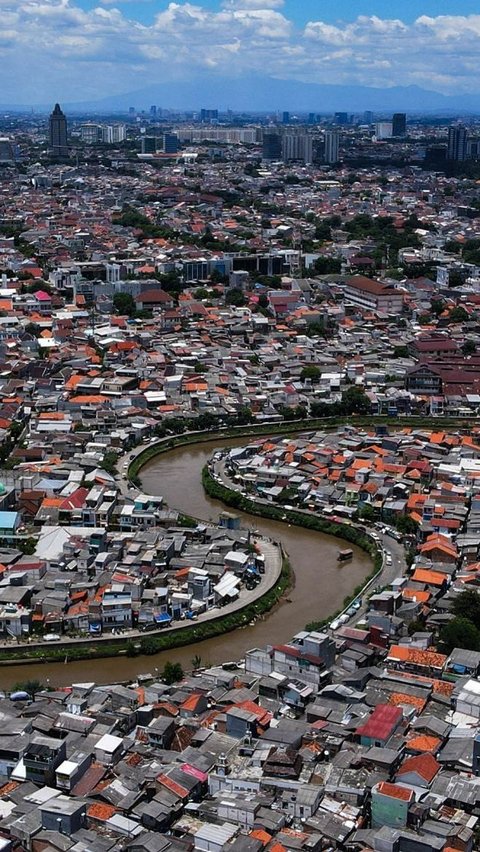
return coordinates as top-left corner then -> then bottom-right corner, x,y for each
13,679 -> 44,700
462,340 -> 476,356
312,256 -> 341,275
449,306 -> 469,323
300,365 -> 321,383
452,589 -> 480,626
396,515 -> 419,535
162,661 -> 184,684
191,654 -> 202,671
101,450 -> 118,475
439,617 -> 480,654
113,292 -> 136,316
358,503 -> 375,522
340,386 -> 371,415
24,322 -> 41,337
225,288 -> 246,307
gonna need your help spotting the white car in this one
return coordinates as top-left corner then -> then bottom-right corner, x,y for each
44,633 -> 61,642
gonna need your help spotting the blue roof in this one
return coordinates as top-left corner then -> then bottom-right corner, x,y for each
0,512 -> 19,529
154,613 -> 172,623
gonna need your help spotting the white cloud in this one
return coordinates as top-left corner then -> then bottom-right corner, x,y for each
3,4 -> 480,102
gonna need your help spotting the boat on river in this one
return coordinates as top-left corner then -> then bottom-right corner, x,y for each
337,548 -> 353,562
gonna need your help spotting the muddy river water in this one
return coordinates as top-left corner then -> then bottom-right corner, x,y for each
0,437 -> 371,688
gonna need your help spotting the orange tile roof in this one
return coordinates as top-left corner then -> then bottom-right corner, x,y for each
387,644 -> 447,670
397,752 -> 440,782
87,803 -> 117,821
411,568 -> 447,586
407,734 -> 441,753
376,781 -> 413,802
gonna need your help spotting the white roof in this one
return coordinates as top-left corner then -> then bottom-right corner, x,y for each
95,733 -> 123,753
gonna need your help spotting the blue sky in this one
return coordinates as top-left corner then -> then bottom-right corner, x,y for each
74,0 -> 480,26
4,1 -> 480,104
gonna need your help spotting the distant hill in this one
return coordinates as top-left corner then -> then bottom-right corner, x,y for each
3,76 -> 480,115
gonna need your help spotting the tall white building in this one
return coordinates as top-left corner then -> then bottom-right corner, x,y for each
282,133 -> 313,165
103,125 -> 127,144
324,130 -> 339,164
375,122 -> 393,141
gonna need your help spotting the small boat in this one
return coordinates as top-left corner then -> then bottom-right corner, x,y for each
337,549 -> 353,562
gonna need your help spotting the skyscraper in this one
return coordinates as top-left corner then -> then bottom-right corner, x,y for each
282,133 -> 313,165
324,130 -> 340,164
392,113 -> 407,137
282,111 -> 290,124
262,132 -> 282,161
447,125 -> 469,161
48,103 -> 68,157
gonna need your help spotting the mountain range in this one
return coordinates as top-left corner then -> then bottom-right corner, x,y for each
4,76 -> 480,114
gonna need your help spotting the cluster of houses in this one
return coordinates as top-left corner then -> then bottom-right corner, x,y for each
0,615 -> 479,850
0,517 -> 266,641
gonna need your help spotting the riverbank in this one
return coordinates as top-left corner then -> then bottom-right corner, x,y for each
202,464 -> 381,631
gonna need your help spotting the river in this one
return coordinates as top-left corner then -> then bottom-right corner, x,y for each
0,437 -> 371,688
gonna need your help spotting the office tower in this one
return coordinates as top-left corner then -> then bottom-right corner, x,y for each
163,133 -> 179,154
447,124 -> 469,161
150,105 -> 157,120
392,113 -> 407,137
141,136 -> 157,154
324,130 -> 340,164
0,138 -> 15,163
375,122 -> 393,140
364,111 -> 374,124
262,132 -> 282,161
79,124 -> 102,145
48,103 -> 68,157
334,112 -> 349,125
282,133 -> 313,165
308,113 -> 316,125
103,124 -> 126,144
200,109 -> 218,123
282,111 -> 290,124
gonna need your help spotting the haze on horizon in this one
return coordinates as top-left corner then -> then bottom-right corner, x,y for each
2,0 -> 480,108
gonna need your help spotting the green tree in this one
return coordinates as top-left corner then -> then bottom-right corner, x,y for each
340,386 -> 371,415
162,661 -> 184,684
13,679 -> 44,700
300,365 -> 321,383
312,256 -> 341,275
101,450 -> 118,475
358,503 -> 376,522
462,340 -> 477,356
452,589 -> 480,625
225,288 -> 246,307
439,617 -> 480,654
396,515 -> 418,535
112,292 -> 136,316
449,306 -> 469,323
191,654 -> 202,671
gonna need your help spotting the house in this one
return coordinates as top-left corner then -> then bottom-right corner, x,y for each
356,705 -> 403,748
371,781 -> 414,829
396,752 -> 440,787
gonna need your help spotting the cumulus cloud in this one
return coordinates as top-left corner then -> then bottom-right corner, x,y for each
3,4 -> 480,102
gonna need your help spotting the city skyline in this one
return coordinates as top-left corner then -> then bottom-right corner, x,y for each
3,2 -> 480,107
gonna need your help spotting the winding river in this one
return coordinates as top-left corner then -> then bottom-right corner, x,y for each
0,437 -> 371,688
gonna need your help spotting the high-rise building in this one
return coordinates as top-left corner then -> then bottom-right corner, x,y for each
282,133 -> 313,165
447,124 -> 469,161
334,112 -> 349,126
375,122 -> 393,141
200,109 -> 218,123
282,111 -> 290,124
324,130 -> 340,164
163,133 -> 179,154
392,113 -> 407,137
79,124 -> 102,145
0,138 -> 15,163
364,111 -> 374,124
48,103 -> 68,157
150,105 -> 157,120
141,136 -> 157,154
103,124 -> 126,144
262,132 -> 282,161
